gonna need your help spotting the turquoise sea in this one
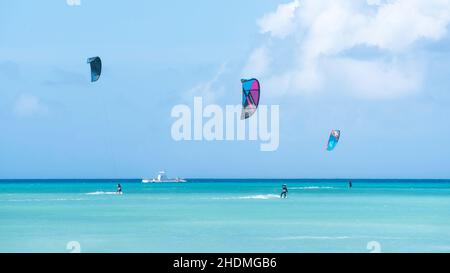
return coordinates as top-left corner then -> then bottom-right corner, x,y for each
1,179 -> 450,253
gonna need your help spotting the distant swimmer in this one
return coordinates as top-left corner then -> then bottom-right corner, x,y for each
349,181 -> 352,189
117,183 -> 122,195
280,184 -> 288,199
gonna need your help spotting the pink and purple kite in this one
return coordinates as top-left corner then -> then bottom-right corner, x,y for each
240,78 -> 260,120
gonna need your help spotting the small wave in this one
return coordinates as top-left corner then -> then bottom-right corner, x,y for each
212,194 -> 280,200
290,186 -> 335,190
275,236 -> 350,240
86,191 -> 119,195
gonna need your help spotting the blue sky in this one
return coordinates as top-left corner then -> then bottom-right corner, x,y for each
1,0 -> 450,179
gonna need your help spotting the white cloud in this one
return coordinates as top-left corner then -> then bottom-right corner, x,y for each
366,0 -> 382,5
258,0 -> 300,38
185,63 -> 227,104
362,0 -> 450,51
324,57 -> 423,99
248,0 -> 450,99
13,94 -> 48,117
66,0 -> 81,6
242,47 -> 271,78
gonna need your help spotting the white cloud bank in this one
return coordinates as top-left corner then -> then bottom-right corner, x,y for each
13,94 -> 48,117
245,0 -> 450,99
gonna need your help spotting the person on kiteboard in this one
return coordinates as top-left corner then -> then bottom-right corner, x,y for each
280,184 -> 288,198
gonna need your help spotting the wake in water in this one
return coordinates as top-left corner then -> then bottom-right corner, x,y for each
273,235 -> 411,241
289,186 -> 335,190
239,194 -> 280,200
86,191 -> 120,195
211,194 -> 280,200
275,235 -> 350,240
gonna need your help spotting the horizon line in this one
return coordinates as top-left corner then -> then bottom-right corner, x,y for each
1,178 -> 450,181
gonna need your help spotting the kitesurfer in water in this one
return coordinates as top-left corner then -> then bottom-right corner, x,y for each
117,183 -> 122,195
280,184 -> 288,198
349,181 -> 352,189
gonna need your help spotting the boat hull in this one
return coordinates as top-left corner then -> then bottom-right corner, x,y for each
142,179 -> 186,183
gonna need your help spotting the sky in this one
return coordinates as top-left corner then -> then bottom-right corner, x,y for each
1,0 -> 450,179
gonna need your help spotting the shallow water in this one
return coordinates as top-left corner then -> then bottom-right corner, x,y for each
1,179 -> 449,252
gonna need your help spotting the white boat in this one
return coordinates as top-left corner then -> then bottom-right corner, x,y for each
142,171 -> 186,183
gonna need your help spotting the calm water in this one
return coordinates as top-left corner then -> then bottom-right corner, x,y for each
1,179 -> 450,253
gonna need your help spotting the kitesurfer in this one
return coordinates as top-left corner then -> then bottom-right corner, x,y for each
117,183 -> 122,194
349,181 -> 352,189
280,184 -> 288,198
